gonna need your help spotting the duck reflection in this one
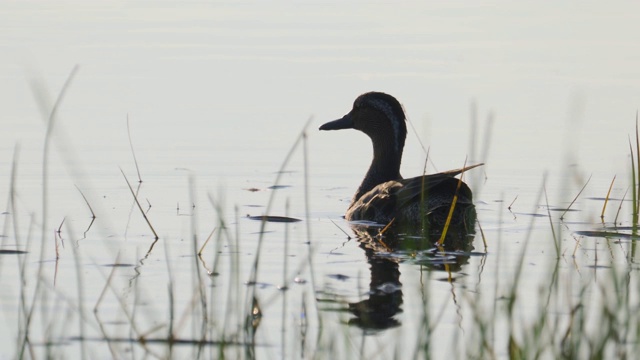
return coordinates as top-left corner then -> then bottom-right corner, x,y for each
346,213 -> 476,331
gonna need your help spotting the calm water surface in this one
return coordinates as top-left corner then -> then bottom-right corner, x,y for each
2,2 -> 640,359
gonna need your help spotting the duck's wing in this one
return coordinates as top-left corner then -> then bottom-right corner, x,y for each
395,163 -> 483,211
346,164 -> 484,222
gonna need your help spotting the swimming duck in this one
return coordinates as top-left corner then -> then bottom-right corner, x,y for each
319,92 -> 481,229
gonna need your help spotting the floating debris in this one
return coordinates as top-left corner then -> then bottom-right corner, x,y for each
247,215 -> 301,223
327,274 -> 349,281
102,263 -> 135,267
0,249 -> 27,255
574,230 -> 640,240
267,185 -> 291,190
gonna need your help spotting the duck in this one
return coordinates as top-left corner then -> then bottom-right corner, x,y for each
319,91 -> 482,230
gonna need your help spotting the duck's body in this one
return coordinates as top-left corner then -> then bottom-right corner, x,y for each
320,92 -> 481,229
345,166 -> 479,226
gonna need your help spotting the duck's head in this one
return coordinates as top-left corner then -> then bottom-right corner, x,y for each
319,92 -> 407,156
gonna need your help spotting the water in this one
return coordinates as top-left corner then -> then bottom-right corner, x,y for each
2,1 -> 640,359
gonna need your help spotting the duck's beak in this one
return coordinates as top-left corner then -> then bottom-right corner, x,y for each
319,113 -> 353,131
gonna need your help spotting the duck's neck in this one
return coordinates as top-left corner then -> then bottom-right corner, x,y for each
352,138 -> 403,204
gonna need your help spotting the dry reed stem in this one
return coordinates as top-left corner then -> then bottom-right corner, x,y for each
437,158 -> 468,246
247,118 -> 312,285
56,217 -> 65,247
420,148 -> 431,234
560,174 -> 592,221
41,65 -> 79,252
2,145 -> 20,250
127,114 -> 143,183
301,128 -> 319,315
614,187 -> 629,225
120,168 -> 159,240
75,184 -> 96,219
198,227 -> 217,255
572,236 -> 581,258
601,175 -> 616,220
328,219 -> 351,240
379,217 -> 396,236
543,185 -> 559,257
93,253 -> 122,358
476,219 -> 488,250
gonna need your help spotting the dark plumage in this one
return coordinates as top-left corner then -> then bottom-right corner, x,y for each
319,92 -> 482,229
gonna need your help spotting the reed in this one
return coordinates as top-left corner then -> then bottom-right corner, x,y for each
2,144 -> 20,254
15,66 -> 80,359
543,184 -> 559,257
630,138 -> 639,227
635,114 -> 640,223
